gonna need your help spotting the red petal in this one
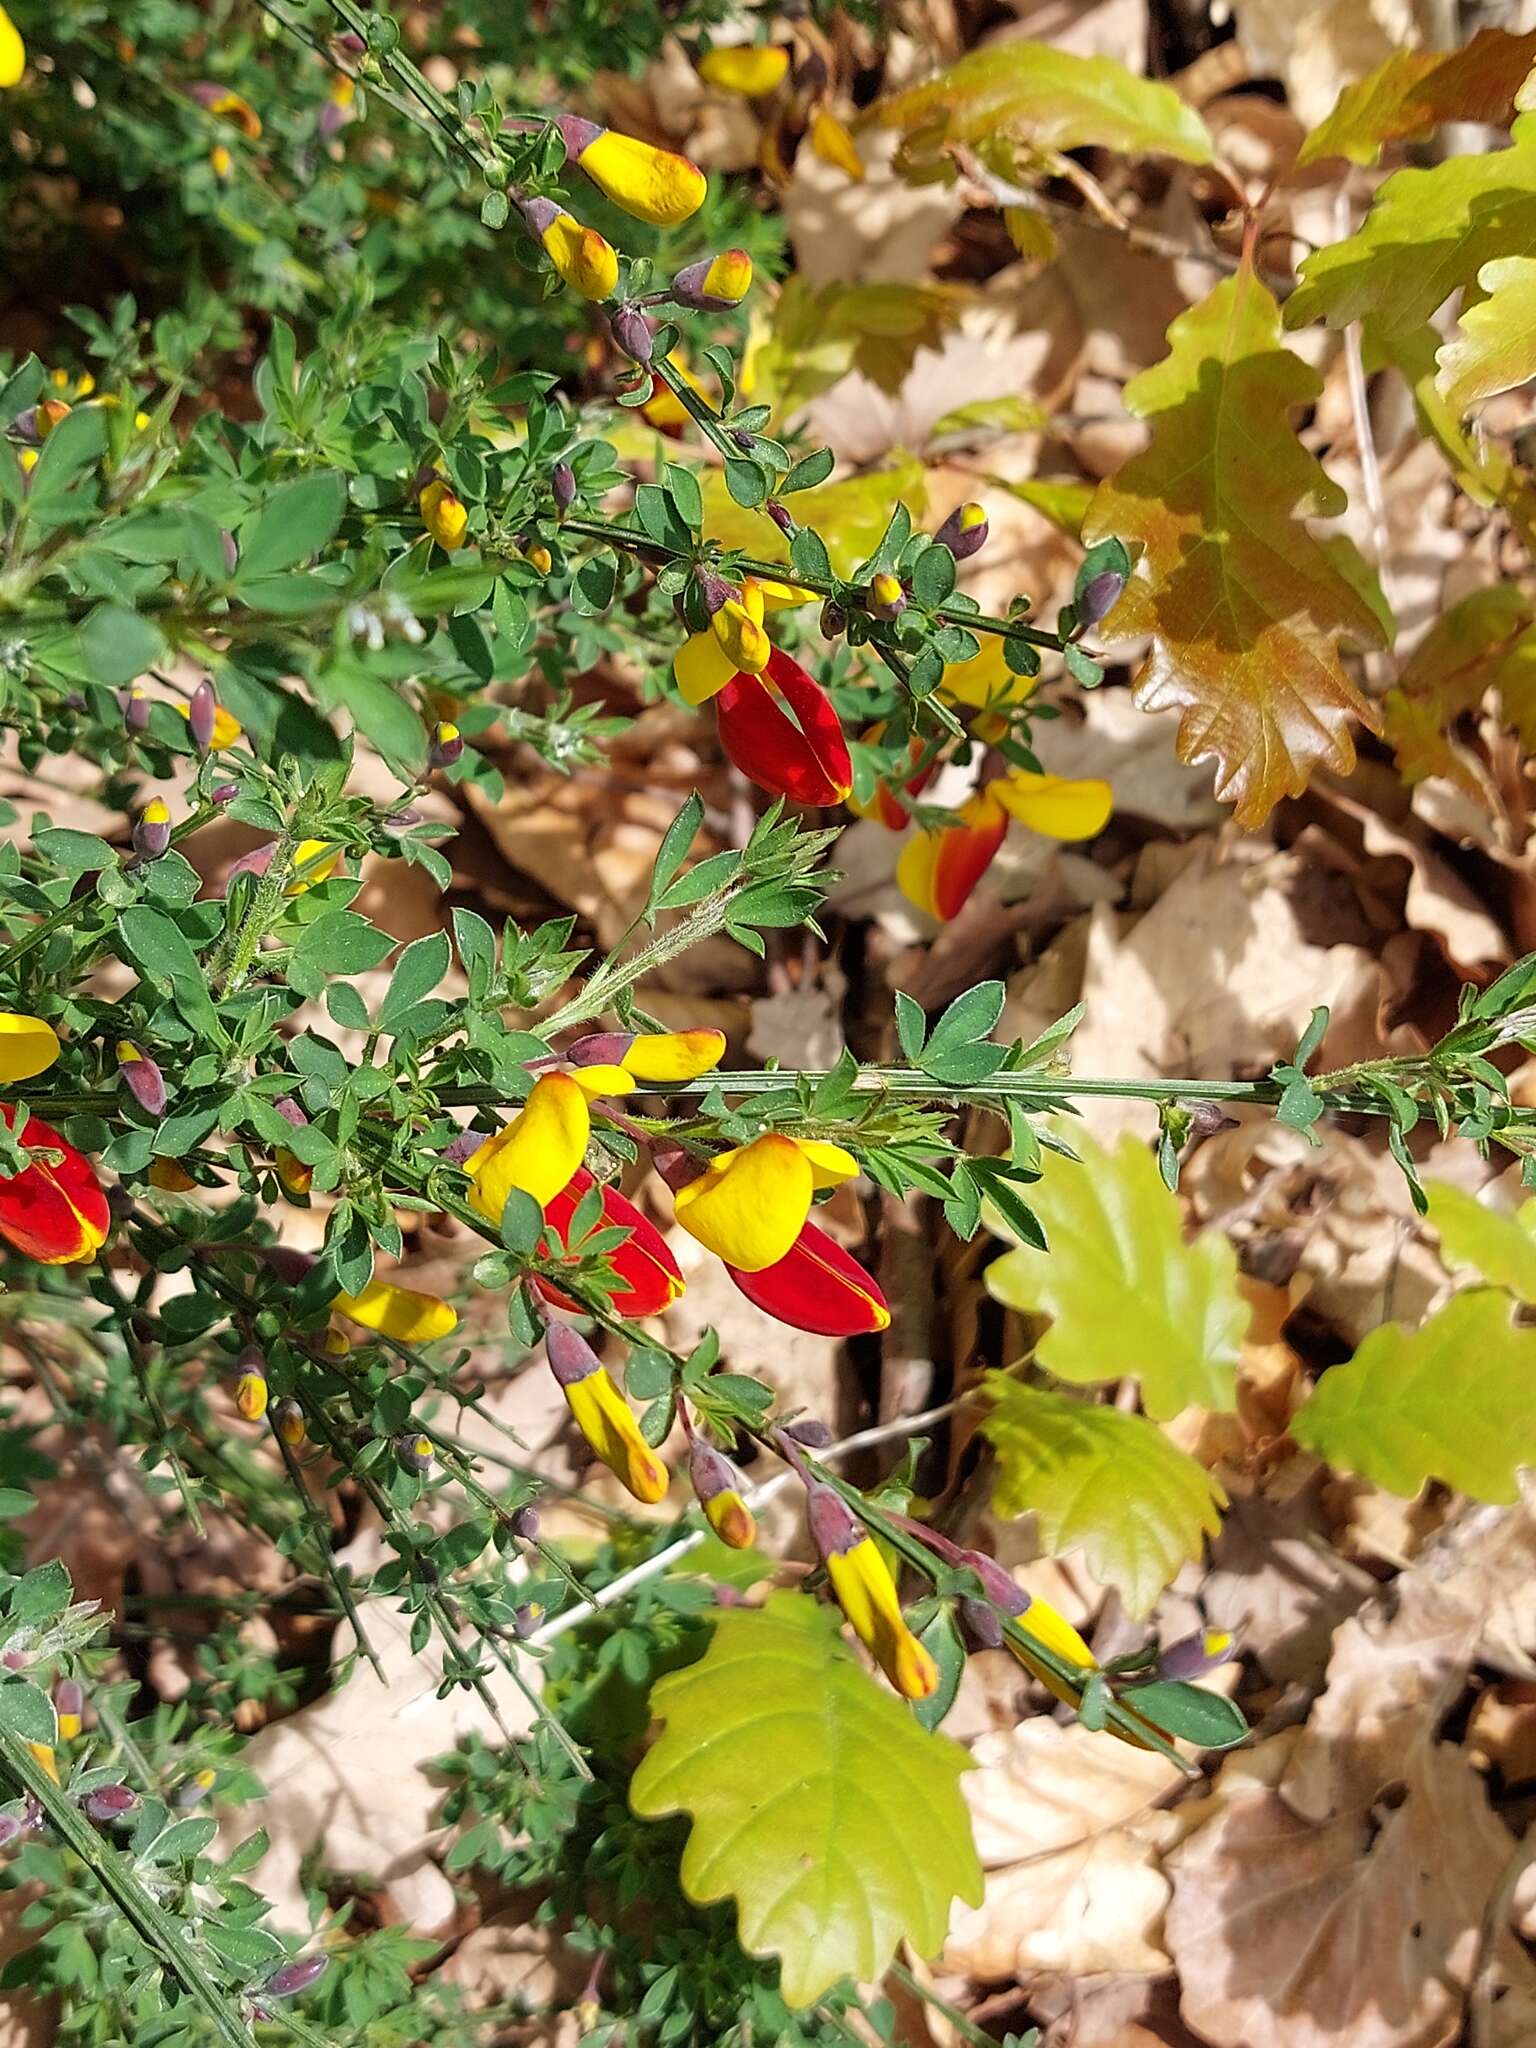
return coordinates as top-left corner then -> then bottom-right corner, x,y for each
727,1218 -> 890,1335
715,649 -> 852,807
930,805 -> 1007,919
0,1107 -> 109,1264
540,1167 -> 684,1317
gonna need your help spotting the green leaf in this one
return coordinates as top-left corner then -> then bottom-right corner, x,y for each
1291,1289 -> 1536,1502
0,1680 -> 56,1746
1425,1178 -> 1536,1298
377,931 -> 451,1033
1286,113 -> 1536,340
872,41 -> 1213,162
1297,26 -> 1536,168
780,447 -> 836,495
237,472 -> 346,578
650,793 -> 705,910
983,1126 -> 1245,1418
1435,255 -> 1536,416
116,907 -> 222,1040
80,605 -> 167,686
286,910 -> 394,997
1120,1681 -> 1247,1750
980,1380 -> 1224,1616
630,1593 -> 982,2006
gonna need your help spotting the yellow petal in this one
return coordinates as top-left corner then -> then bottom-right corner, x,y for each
991,770 -> 1112,841
419,479 -> 468,552
672,1133 -> 813,1271
674,629 -> 738,706
0,5 -> 24,87
827,1537 -> 938,1700
565,1064 -> 637,1100
578,130 -> 706,228
698,44 -> 789,96
466,1072 -> 590,1218
794,1138 -> 858,1190
565,1369 -> 670,1503
0,1013 -> 59,1084
286,839 -> 340,894
332,1278 -> 459,1344
895,829 -> 939,918
810,108 -> 865,182
540,212 -> 618,300
710,596 -> 771,675
620,1029 -> 726,1083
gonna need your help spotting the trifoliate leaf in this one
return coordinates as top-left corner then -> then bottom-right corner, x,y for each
1297,26 -> 1536,167
983,1126 -> 1244,1418
630,1593 -> 982,2006
1286,113 -> 1536,340
1290,1290 -> 1536,1502
1081,259 -> 1385,828
1425,1179 -> 1536,1299
980,1380 -> 1225,1616
1436,257 -> 1536,417
872,42 -> 1213,164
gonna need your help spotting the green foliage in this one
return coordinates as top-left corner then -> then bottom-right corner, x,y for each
1425,1179 -> 1536,1298
984,1125 -> 1247,1419
1291,1289 -> 1536,1502
981,1380 -> 1225,1616
630,1594 -> 983,2006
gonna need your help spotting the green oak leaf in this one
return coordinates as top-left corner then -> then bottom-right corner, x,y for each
983,1126 -> 1245,1418
1426,1178 -> 1536,1299
1291,1289 -> 1536,1502
980,1379 -> 1225,1616
630,1593 -> 982,2006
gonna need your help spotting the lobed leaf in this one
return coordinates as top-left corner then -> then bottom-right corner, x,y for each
630,1593 -> 982,2006
1424,1178 -> 1536,1300
1298,27 -> 1536,167
1081,259 -> 1386,827
1435,256 -> 1536,417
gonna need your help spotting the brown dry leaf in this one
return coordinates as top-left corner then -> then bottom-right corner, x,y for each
1229,0 -> 1418,129
944,1717 -> 1186,1981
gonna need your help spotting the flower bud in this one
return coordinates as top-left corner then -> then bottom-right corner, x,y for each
782,1416 -> 833,1448
819,599 -> 846,639
545,1323 -> 668,1503
0,1810 -> 26,1850
805,1484 -> 937,1701
83,1784 -> 137,1822
221,528 -> 239,575
510,1503 -> 540,1540
934,502 -> 988,561
609,303 -> 655,365
429,719 -> 463,770
419,479 -> 468,552
120,685 -> 150,732
262,1956 -> 329,2001
669,247 -> 754,310
689,1440 -> 755,1549
551,461 -> 576,514
522,542 -> 553,576
36,398 -> 70,439
765,501 -> 794,537
210,781 -> 239,806
210,142 -> 232,180
564,1030 -> 635,1069
175,1768 -> 217,1808
730,428 -> 756,453
513,1602 -> 545,1638
697,44 -> 789,96
545,1320 -> 601,1388
274,1398 -> 306,1447
1076,567 -> 1127,631
235,1360 -> 268,1422
1154,1627 -> 1235,1684
187,680 -> 217,753
396,1432 -> 433,1475
117,1043 -> 167,1118
520,196 -> 618,301
53,1679 -> 84,1740
868,572 -> 906,621
959,1596 -> 1004,1649
131,796 -> 172,860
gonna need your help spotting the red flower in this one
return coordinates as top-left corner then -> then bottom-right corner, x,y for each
539,1167 -> 684,1317
726,1217 -> 889,1335
0,1107 -> 109,1265
715,649 -> 852,806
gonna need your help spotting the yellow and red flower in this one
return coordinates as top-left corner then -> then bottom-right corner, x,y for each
671,1133 -> 856,1272
539,1165 -> 685,1318
0,1107 -> 110,1266
897,769 -> 1111,921
465,1072 -> 590,1220
715,649 -> 853,807
545,1320 -> 668,1503
725,1216 -> 889,1335
689,1439 -> 755,1548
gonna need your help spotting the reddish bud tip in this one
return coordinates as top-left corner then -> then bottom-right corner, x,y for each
187,680 -> 217,753
83,1784 -> 138,1821
545,1320 -> 601,1388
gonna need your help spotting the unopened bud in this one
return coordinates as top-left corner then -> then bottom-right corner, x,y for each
187,680 -> 217,753
609,303 -> 654,365
805,1481 -> 862,1562
510,1503 -> 541,1540
117,1044 -> 167,1118
262,1956 -> 329,2000
689,1441 -> 755,1549
551,460 -> 576,514
83,1784 -> 137,1822
765,501 -> 794,537
383,808 -> 421,833
1155,1627 -> 1235,1684
782,1417 -> 833,1448
669,247 -> 754,310
175,1768 -> 217,1808
36,398 -> 70,439
819,599 -> 846,640
221,529 -> 239,575
959,1596 -> 1004,1649
274,1399 -> 306,1447
869,571 -> 906,621
545,1320 -> 601,1387
522,542 -> 553,576
730,427 -> 755,453
564,1030 -> 634,1068
53,1679 -> 84,1740
934,502 -> 988,561
955,1547 -> 1030,1618
121,685 -> 151,733
1076,568 -> 1126,631
210,781 -> 239,806
396,1432 -> 433,1474
513,1601 -> 546,1638
131,797 -> 172,860
235,1363 -> 268,1422
430,719 -> 463,770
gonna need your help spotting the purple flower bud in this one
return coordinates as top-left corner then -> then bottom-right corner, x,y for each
273,1096 -> 307,1130
510,1503 -> 540,1540
221,530 -> 239,575
959,1596 -> 1004,1649
187,680 -> 217,753
261,1955 -> 330,2001
609,304 -> 654,366
552,461 -> 576,515
818,600 -> 846,640
1076,568 -> 1126,631
118,1047 -> 168,1118
552,111 -> 602,157
131,799 -> 172,861
11,406 -> 40,444
689,1439 -> 740,1503
564,1031 -> 634,1068
382,808 -> 421,833
782,1417 -> 832,1448
730,428 -> 755,453
83,1785 -> 138,1822
668,250 -> 754,311
934,502 -> 989,561
429,720 -> 464,771
0,1810 -> 25,1849
210,781 -> 239,806
805,1482 -> 861,1562
121,686 -> 151,733
868,572 -> 906,621
1154,1627 -> 1236,1684
441,1127 -> 486,1168
395,1432 -> 433,1475
954,1548 -> 1029,1618
545,1321 -> 601,1388
225,842 -> 276,888
513,1602 -> 546,1638
334,30 -> 365,54
175,1770 -> 217,1808
765,501 -> 794,537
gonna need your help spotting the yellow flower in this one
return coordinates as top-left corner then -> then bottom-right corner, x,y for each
235,1368 -> 268,1421
540,212 -> 619,300
576,129 -> 706,227
991,768 -> 1113,839
672,1132 -> 853,1272
675,580 -> 770,706
0,7 -> 25,88
698,44 -> 789,96
176,700 -> 243,749
210,143 -> 232,179
807,1499 -> 937,1701
466,1072 -> 590,1218
547,1322 -> 668,1502
809,108 -> 864,182
565,1063 -> 636,1101
0,1013 -> 60,1085
285,839 -> 341,893
419,479 -> 468,552
332,1278 -> 458,1344
275,1148 -> 312,1198
620,1029 -> 726,1083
